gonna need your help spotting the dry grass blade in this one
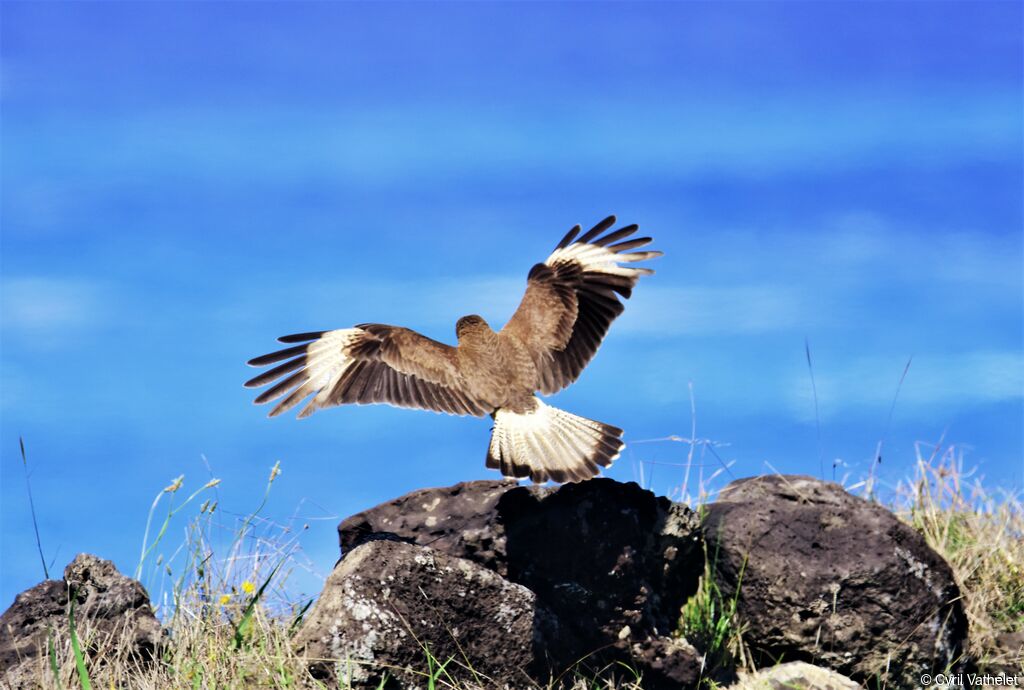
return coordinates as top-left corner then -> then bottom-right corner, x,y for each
893,442 -> 1024,668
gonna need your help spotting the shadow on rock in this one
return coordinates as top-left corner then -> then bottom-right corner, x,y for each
328,478 -> 705,688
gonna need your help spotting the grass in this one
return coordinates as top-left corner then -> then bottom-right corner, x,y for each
20,439 -> 1024,689
678,541 -> 749,686
893,440 -> 1024,672
31,461 -> 645,689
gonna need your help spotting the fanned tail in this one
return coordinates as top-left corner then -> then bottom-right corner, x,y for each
486,397 -> 624,483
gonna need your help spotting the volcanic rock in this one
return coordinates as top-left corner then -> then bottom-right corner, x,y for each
703,474 -> 968,688
336,478 -> 704,686
0,554 -> 161,689
294,538 -> 562,689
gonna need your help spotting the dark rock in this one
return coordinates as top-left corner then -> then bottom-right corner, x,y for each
629,636 -> 702,689
703,475 -> 969,689
337,478 -> 704,687
295,539 -> 563,689
497,480 -> 703,673
0,554 -> 162,689
339,479 -> 519,575
0,581 -> 67,688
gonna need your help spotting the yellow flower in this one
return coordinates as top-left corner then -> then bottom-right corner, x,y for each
218,594 -> 231,605
241,580 -> 255,595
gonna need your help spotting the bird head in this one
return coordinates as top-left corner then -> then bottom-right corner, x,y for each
456,314 -> 490,341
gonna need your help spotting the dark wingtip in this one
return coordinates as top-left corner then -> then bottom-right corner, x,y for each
244,354 -> 307,388
608,236 -> 653,252
278,331 -> 325,344
577,215 -> 617,244
593,224 -> 640,247
247,343 -> 308,367
247,354 -> 278,367
556,224 -> 582,250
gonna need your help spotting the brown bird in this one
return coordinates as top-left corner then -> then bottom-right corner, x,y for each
245,216 -> 661,483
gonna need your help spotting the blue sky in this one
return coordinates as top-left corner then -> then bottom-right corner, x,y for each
2,2 -> 1021,607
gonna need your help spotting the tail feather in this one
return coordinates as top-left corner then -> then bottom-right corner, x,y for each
486,398 -> 624,483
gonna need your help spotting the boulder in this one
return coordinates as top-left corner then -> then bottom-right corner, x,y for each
337,478 -> 705,686
339,479 -> 519,575
703,475 -> 969,689
731,661 -> 861,690
294,539 -> 562,689
0,554 -> 162,689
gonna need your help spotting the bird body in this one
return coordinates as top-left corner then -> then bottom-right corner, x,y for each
455,316 -> 537,412
245,216 -> 661,483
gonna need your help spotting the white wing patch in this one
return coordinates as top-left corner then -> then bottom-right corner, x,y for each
245,328 -> 364,418
246,327 -> 485,418
547,241 -> 656,279
298,329 -> 364,417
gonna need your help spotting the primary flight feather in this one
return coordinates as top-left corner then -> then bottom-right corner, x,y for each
245,216 -> 661,483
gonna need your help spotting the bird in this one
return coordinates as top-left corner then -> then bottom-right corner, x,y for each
244,216 -> 661,483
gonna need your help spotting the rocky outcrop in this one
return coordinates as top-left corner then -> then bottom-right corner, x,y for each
0,554 -> 161,689
295,539 -> 561,689
328,478 -> 705,687
703,475 -> 969,689
339,479 -> 519,575
730,661 -> 861,690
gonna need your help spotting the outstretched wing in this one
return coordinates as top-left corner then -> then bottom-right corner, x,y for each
501,216 -> 661,394
244,325 -> 489,419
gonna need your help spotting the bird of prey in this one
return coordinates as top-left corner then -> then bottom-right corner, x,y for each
245,216 -> 661,483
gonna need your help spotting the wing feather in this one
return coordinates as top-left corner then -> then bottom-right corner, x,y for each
575,214 -> 617,244
245,326 -> 488,418
555,223 -> 582,250
501,216 -> 661,394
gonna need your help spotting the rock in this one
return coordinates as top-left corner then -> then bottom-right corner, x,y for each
703,475 -> 969,689
337,478 -> 704,687
339,479 -> 519,575
0,554 -> 162,689
294,539 -> 562,689
629,636 -> 703,689
497,479 -> 703,674
0,581 -> 67,689
731,661 -> 861,689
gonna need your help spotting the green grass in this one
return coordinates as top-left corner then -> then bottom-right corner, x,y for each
678,545 -> 748,685
66,591 -> 93,690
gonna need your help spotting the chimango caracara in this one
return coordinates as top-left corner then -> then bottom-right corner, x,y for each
245,216 -> 661,483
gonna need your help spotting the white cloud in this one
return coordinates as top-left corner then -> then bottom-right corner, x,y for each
617,285 -> 805,336
1,277 -> 108,346
245,275 -> 527,335
6,87 -> 1017,188
787,350 -> 1024,421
